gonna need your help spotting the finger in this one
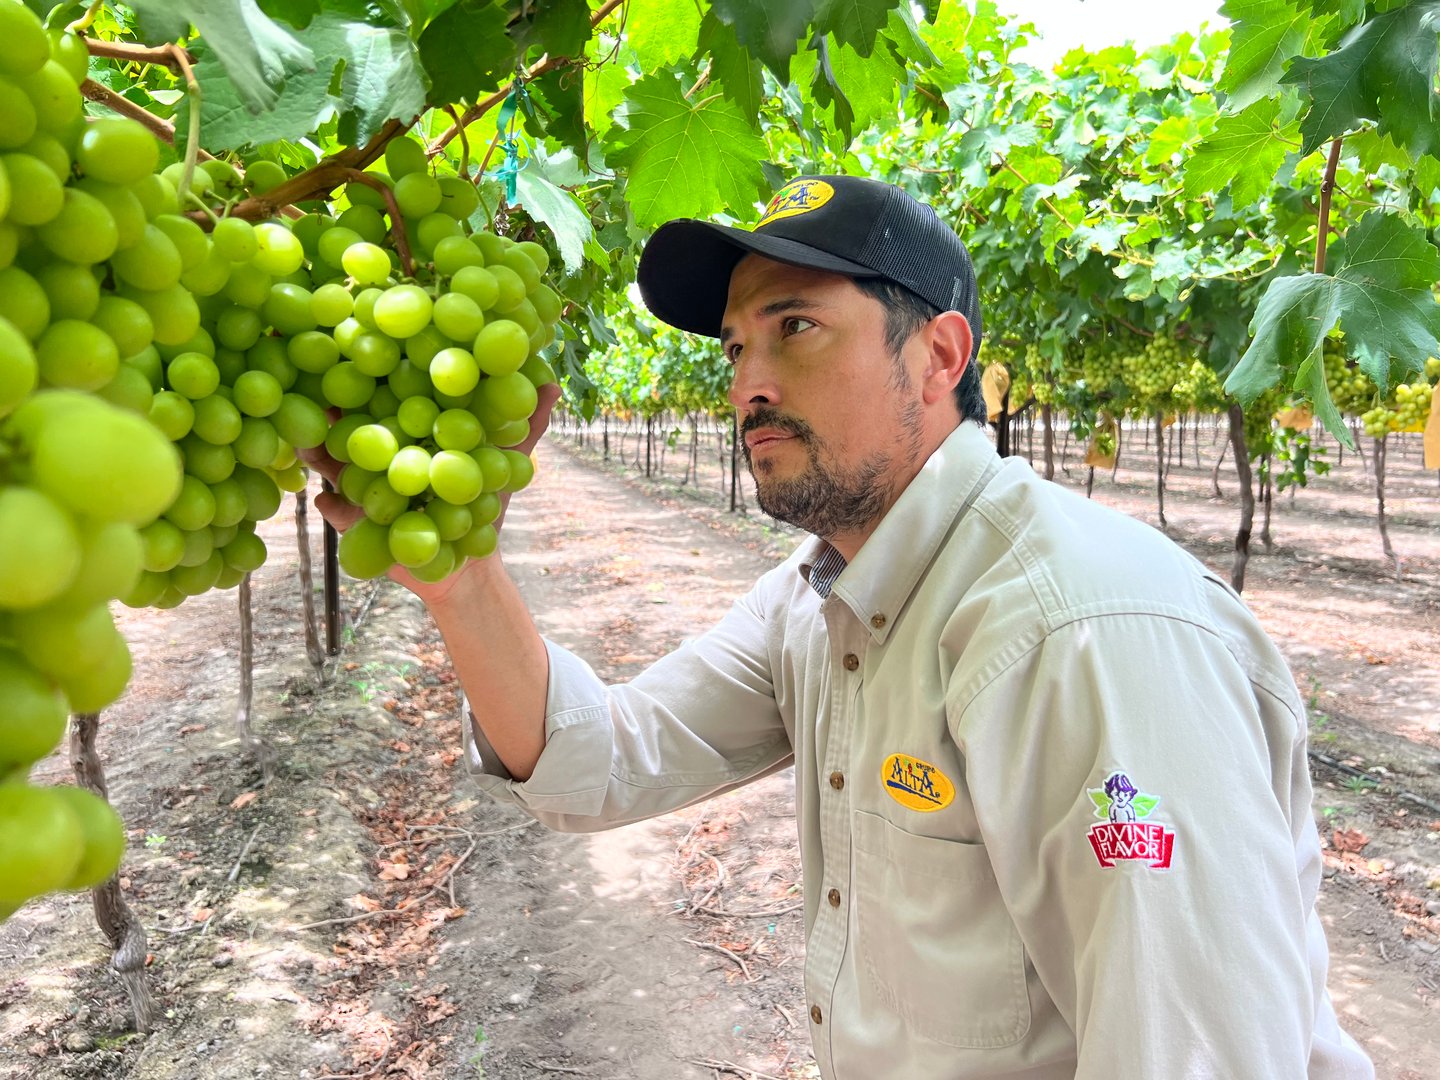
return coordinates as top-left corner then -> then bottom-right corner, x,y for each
298,443 -> 344,487
515,382 -> 563,456
314,490 -> 364,532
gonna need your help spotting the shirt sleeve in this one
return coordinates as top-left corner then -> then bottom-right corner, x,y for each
464,583 -> 794,832
951,608 -> 1328,1078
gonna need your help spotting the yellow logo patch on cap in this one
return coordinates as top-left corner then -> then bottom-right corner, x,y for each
881,753 -> 955,813
755,179 -> 834,228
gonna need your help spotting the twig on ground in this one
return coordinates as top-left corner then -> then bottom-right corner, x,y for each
689,851 -> 727,913
696,900 -> 804,919
534,1063 -> 587,1075
686,1059 -> 786,1080
683,937 -> 754,982
227,825 -> 262,884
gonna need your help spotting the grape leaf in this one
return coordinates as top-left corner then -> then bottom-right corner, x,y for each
1144,113 -> 1204,165
1282,1 -> 1440,160
606,73 -> 769,227
524,67 -> 587,161
128,0 -> 315,113
1184,98 -> 1288,207
805,37 -> 856,142
512,170 -> 593,274
416,0 -> 515,107
195,42 -> 336,151
698,11 -> 766,122
513,0 -> 591,60
627,0 -> 704,71
308,13 -> 428,145
709,0 -> 818,82
1217,0 -> 1309,112
815,0 -> 901,59
1226,213 -> 1440,440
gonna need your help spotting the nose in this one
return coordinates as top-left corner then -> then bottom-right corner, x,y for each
725,348 -> 781,413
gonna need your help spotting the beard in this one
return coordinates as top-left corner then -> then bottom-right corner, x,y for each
740,399 -> 923,539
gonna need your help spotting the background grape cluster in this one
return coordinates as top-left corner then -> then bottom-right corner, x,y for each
0,0 -> 565,919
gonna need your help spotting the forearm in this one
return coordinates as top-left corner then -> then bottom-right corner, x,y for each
425,556 -> 548,780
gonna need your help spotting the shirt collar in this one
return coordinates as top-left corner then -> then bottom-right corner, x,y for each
806,421 -> 998,644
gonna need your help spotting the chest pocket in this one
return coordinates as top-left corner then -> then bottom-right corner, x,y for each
852,810 -> 1029,1049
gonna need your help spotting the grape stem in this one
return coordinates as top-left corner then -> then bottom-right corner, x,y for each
82,37 -> 197,69
1314,137 -> 1344,275
444,104 -> 470,179
343,168 -> 416,278
169,44 -> 204,206
80,79 -> 216,163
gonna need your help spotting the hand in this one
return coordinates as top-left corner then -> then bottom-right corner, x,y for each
297,381 -> 564,606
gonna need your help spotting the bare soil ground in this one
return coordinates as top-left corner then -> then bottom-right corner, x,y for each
1,418 -> 1437,1080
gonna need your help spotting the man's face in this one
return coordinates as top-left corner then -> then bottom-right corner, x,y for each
719,255 -> 927,541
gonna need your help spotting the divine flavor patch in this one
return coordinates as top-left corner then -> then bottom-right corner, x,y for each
1086,770 -> 1175,870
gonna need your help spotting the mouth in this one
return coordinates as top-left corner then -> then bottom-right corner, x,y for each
744,427 -> 800,452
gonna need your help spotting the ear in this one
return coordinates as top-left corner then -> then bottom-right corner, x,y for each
919,311 -> 973,407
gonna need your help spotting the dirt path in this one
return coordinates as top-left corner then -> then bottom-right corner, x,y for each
1,426 -> 1437,1080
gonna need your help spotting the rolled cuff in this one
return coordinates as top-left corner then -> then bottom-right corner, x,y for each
463,639 -> 614,819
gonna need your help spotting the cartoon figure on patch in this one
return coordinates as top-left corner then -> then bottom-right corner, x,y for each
1085,771 -> 1175,870
1104,772 -> 1138,822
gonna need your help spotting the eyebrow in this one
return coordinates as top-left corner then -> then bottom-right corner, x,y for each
719,296 -> 825,345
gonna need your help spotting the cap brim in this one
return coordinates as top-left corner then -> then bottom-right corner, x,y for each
637,220 -> 877,338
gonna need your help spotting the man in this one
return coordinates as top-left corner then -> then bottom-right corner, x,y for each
313,176 -> 1373,1077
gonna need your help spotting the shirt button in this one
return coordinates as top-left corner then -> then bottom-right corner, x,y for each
827,888 -> 841,907
842,653 -> 859,671
811,1004 -> 823,1025
871,613 -> 886,629
829,771 -> 844,790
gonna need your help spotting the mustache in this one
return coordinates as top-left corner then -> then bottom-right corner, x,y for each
740,408 -> 814,442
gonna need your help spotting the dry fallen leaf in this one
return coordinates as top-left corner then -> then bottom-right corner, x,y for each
230,791 -> 259,810
1332,827 -> 1369,854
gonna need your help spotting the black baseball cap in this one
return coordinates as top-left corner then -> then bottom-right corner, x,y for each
637,175 -> 983,355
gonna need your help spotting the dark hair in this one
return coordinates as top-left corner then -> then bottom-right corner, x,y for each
853,277 -> 986,424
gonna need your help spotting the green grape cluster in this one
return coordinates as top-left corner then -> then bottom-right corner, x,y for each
253,138 -> 566,583
1172,359 -> 1223,410
1121,333 -> 1190,404
1320,340 -> 1374,417
1242,387 -> 1285,449
1078,339 -> 1125,396
1361,378 -> 1434,438
0,1 -> 154,919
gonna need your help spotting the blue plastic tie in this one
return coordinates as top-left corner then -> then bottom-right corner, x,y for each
493,80 -> 531,202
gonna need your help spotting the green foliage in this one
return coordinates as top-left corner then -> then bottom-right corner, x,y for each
74,0 -> 1440,436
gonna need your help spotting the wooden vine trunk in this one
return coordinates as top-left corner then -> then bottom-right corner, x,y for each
1041,403 -> 1055,480
1154,412 -> 1167,529
68,712 -> 157,1034
235,575 -> 275,783
295,488 -> 325,675
1374,435 -> 1398,572
1226,403 -> 1255,593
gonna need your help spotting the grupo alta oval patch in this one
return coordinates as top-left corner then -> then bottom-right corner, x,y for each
881,753 -> 955,812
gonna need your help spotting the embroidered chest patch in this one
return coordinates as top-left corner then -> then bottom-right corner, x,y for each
881,753 -> 955,812
1086,771 -> 1175,870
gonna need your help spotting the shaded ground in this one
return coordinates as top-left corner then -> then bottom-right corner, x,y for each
1,419 -> 1436,1080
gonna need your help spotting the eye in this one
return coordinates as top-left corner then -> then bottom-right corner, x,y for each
724,342 -> 742,366
781,316 -> 816,337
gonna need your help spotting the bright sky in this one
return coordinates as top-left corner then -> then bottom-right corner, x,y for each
1000,0 -> 1228,67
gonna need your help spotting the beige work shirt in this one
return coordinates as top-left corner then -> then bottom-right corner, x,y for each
466,420 -> 1373,1079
